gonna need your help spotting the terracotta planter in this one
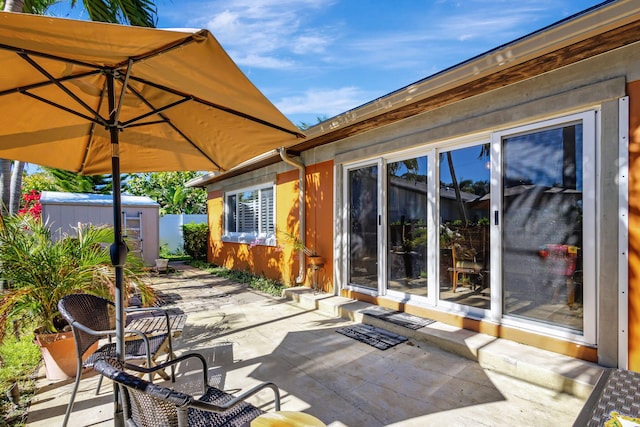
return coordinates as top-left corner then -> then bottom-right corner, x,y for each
307,255 -> 325,267
35,331 -> 97,381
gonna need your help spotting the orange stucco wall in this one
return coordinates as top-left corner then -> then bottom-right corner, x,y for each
207,160 -> 334,291
628,80 -> 640,370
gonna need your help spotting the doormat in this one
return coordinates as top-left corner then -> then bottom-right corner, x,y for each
336,324 -> 408,350
361,307 -> 436,330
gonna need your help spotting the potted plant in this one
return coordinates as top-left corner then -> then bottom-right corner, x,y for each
277,229 -> 324,266
0,214 -> 155,380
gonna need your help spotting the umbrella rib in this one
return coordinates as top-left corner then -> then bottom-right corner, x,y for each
123,82 -> 224,170
0,70 -> 101,98
79,81 -> 108,175
111,31 -> 208,70
21,91 -> 103,125
17,52 -> 107,127
124,120 -> 167,128
120,97 -> 190,128
0,42 -> 104,70
128,75 -> 305,139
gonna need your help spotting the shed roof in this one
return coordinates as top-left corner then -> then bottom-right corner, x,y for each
40,191 -> 158,207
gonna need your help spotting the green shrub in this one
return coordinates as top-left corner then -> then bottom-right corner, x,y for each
182,222 -> 208,260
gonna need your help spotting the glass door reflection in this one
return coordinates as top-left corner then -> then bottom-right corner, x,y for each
348,165 -> 379,290
502,123 -> 583,332
387,156 -> 428,297
439,145 -> 491,310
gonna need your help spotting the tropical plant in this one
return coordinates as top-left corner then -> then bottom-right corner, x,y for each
125,171 -> 207,215
21,171 -> 56,195
17,189 -> 41,218
0,214 -> 155,342
41,167 -> 113,194
277,229 -> 317,256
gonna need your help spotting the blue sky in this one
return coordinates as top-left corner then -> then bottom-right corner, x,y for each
47,0 -> 606,128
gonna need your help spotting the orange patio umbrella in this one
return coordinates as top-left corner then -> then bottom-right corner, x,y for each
0,11 -> 303,360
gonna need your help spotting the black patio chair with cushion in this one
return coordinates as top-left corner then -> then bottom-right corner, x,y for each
58,293 -> 177,427
94,354 -> 281,427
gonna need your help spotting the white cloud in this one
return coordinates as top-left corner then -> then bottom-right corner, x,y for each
233,53 -> 296,69
275,87 -> 370,117
194,0 -> 335,69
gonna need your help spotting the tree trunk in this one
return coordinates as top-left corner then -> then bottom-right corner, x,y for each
1,2 -> 24,215
4,0 -> 24,13
9,161 -> 24,215
447,152 -> 468,226
0,159 -> 11,214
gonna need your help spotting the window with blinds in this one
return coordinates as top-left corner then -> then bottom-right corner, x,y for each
223,184 -> 275,244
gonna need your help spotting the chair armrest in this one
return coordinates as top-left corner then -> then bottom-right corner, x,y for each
71,319 -> 158,344
71,320 -> 164,374
190,381 -> 281,413
70,319 -> 117,338
123,353 -> 209,393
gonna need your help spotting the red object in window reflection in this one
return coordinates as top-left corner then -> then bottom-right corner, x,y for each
538,244 -> 578,276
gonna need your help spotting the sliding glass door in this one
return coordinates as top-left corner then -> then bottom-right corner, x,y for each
500,120 -> 588,333
387,156 -> 428,297
347,163 -> 380,291
342,111 -> 596,342
439,144 -> 491,311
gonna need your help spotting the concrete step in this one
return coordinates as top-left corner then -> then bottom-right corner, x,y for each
282,287 -> 603,399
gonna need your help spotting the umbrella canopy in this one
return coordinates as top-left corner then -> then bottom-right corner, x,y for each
0,12 -> 303,174
0,11 -> 303,362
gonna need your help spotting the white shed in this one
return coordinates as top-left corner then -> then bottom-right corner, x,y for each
40,191 -> 160,266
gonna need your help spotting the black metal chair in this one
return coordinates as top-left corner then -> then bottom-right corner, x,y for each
94,354 -> 281,427
58,293 -> 176,427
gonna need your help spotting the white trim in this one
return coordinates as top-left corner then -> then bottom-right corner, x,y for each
333,164 -> 342,296
582,110 -> 598,345
380,158 -> 388,297
618,96 -> 630,369
427,149 -> 438,307
490,130 -> 503,323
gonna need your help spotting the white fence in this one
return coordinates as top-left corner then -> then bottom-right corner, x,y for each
159,214 -> 207,253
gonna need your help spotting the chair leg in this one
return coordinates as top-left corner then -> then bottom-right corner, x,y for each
95,374 -> 103,395
62,358 -> 84,427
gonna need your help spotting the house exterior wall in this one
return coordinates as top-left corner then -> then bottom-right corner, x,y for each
203,10 -> 640,366
206,159 -> 334,291
324,42 -> 639,364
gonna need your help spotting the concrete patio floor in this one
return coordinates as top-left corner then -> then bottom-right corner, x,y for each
26,263 -> 590,426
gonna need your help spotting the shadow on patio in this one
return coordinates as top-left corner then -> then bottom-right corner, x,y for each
25,263 -> 584,426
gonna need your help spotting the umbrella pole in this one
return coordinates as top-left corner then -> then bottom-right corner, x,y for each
107,71 -> 127,427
